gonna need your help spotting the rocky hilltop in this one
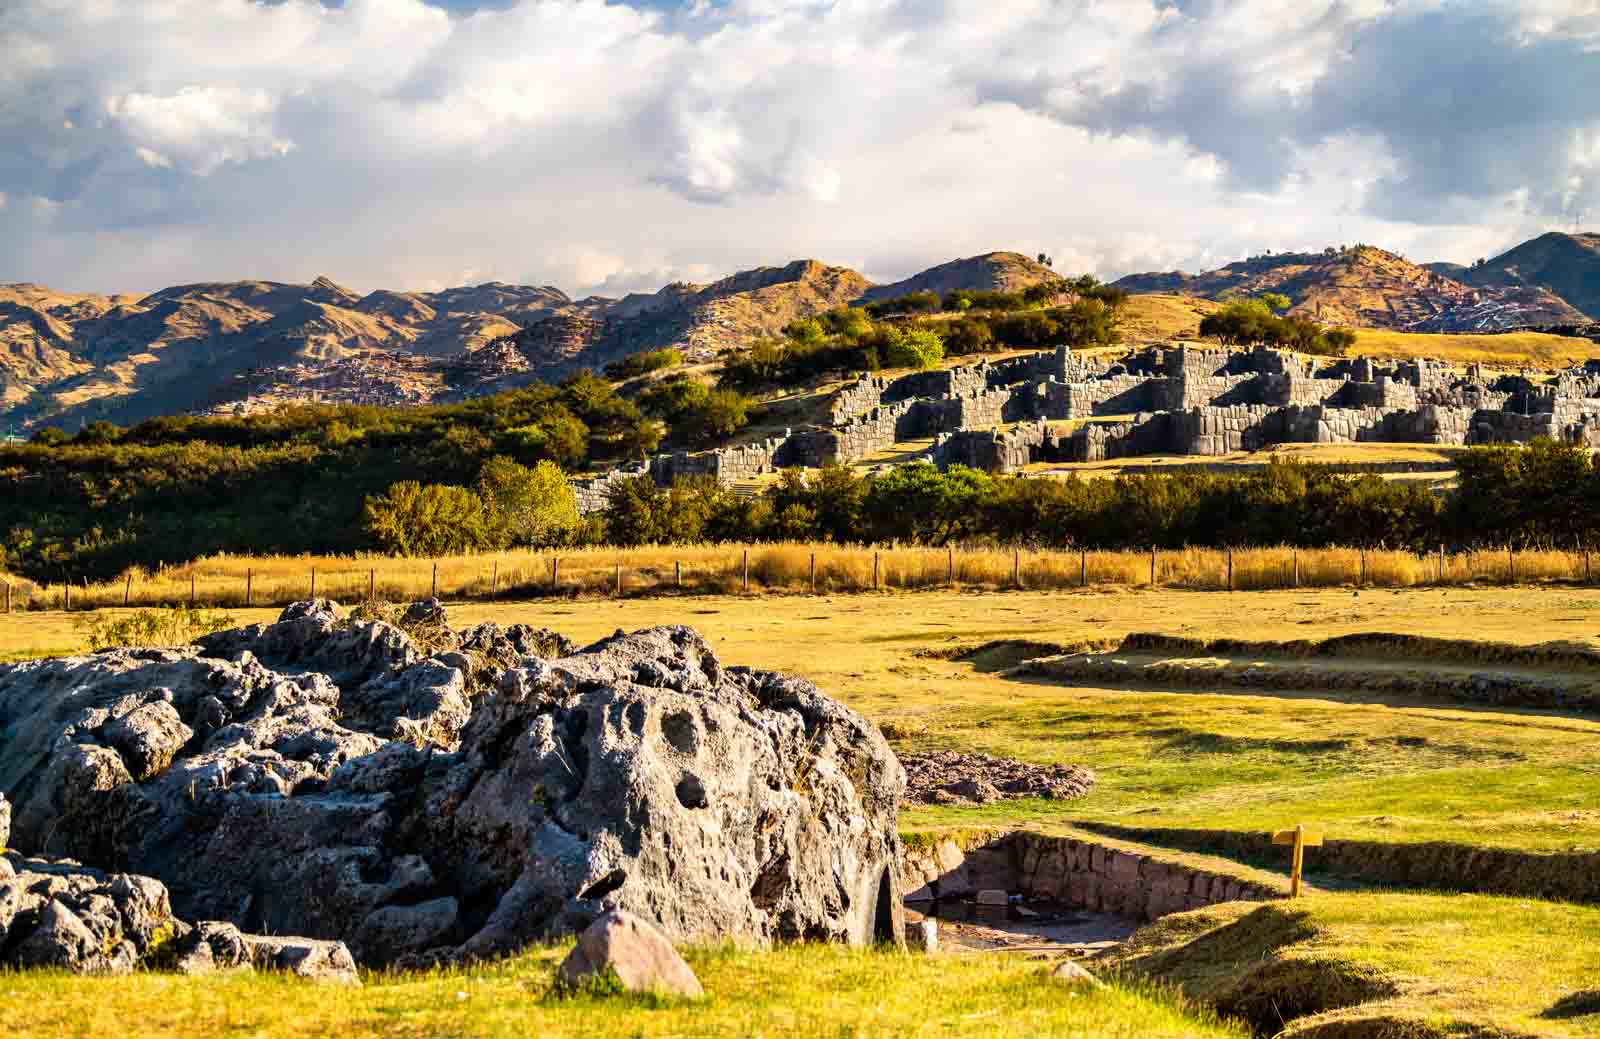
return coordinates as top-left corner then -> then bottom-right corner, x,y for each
859,251 -> 1062,301
1114,244 -> 1588,332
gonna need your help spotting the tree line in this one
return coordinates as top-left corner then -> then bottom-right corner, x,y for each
719,280 -> 1127,391
594,439 -> 1600,553
3,429 -> 1596,582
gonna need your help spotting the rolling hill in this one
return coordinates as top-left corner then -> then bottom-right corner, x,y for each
1451,231 -> 1600,321
10,234 -> 1600,433
1114,243 -> 1587,332
0,253 -> 1040,431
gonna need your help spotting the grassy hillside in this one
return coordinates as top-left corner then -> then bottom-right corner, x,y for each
1459,231 -> 1600,320
1110,291 -> 1595,367
1107,894 -> 1600,1037
860,251 -> 1062,301
1115,245 -> 1585,332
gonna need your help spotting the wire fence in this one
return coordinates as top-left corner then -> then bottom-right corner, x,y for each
4,541 -> 1596,614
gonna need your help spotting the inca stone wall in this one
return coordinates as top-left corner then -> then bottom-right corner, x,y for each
573,340 -> 1600,513
900,831 -> 1277,922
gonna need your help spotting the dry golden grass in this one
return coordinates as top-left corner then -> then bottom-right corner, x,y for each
1350,326 -> 1598,368
3,541 -> 1591,613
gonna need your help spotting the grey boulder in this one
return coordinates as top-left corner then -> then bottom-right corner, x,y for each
557,909 -> 703,998
0,607 -> 906,967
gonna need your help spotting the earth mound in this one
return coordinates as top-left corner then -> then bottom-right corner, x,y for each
0,601 -> 906,967
900,750 -> 1095,806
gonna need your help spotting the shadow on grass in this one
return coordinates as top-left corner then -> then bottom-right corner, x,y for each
1540,990 -> 1600,1020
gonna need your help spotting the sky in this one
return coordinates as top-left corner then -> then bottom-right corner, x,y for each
3,0 -> 1600,298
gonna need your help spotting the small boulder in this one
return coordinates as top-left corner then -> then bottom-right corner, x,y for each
244,933 -> 361,985
903,917 -> 937,954
1050,959 -> 1104,988
557,909 -> 703,998
976,889 -> 1010,906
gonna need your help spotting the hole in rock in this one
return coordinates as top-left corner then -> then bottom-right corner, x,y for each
623,701 -> 646,737
578,869 -> 627,902
873,867 -> 897,944
661,710 -> 700,754
675,773 -> 709,809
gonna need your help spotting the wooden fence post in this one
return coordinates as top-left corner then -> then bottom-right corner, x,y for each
1013,547 -> 1021,589
1292,548 -> 1300,588
551,557 -> 559,594
1438,543 -> 1446,584
1149,546 -> 1157,587
742,549 -> 749,593
124,573 -> 132,607
1586,546 -> 1593,585
1227,547 -> 1234,591
614,561 -> 622,597
810,553 -> 817,595
1359,547 -> 1367,586
1080,548 -> 1088,588
873,552 -> 880,591
1507,543 -> 1515,584
491,561 -> 498,599
65,583 -> 71,612
947,546 -> 954,586
310,567 -> 316,601
675,560 -> 682,589
245,569 -> 252,608
431,562 -> 438,598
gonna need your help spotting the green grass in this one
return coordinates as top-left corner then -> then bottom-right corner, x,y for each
1104,892 -> 1600,1036
11,589 -> 1600,1033
0,943 -> 1244,1039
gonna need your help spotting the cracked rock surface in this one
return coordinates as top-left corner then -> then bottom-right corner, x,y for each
0,603 -> 905,967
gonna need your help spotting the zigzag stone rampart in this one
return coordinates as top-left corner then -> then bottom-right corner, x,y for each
572,343 -> 1600,512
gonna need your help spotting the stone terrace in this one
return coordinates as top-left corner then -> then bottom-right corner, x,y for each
572,344 -> 1600,511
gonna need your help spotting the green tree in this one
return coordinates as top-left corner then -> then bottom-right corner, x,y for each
477,456 -> 580,548
884,328 -> 944,370
682,388 -> 753,445
363,481 -> 490,556
603,475 -> 667,546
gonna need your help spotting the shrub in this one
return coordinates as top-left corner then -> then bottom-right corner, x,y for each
79,605 -> 238,650
477,456 -> 580,548
884,329 -> 944,370
363,481 -> 491,556
604,348 -> 684,379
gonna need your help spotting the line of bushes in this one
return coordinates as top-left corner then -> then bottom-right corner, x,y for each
596,439 -> 1600,553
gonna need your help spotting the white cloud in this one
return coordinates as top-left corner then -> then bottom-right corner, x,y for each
107,86 -> 293,175
0,0 -> 1598,296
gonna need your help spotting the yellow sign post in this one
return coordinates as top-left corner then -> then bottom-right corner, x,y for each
1271,824 -> 1324,897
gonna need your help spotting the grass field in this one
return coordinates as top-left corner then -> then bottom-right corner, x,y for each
1107,892 -> 1600,1037
9,586 -> 1600,1035
0,942 -> 1242,1039
9,585 -> 1600,853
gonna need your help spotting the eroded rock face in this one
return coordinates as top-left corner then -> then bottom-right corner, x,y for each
429,626 -> 906,958
0,606 -> 905,967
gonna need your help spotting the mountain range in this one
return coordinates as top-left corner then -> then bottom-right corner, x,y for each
4,234 -> 1599,432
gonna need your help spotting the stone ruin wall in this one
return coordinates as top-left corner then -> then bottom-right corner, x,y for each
572,341 -> 1600,512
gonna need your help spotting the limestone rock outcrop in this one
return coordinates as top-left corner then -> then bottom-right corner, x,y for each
0,603 -> 905,967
